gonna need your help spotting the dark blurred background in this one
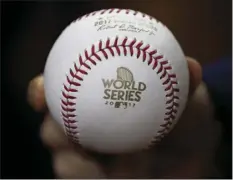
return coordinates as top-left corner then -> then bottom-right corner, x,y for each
1,1 -> 231,178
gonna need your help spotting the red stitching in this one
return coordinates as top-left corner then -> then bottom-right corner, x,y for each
136,41 -> 143,49
61,36 -> 180,145
79,56 -> 91,69
91,45 -> 101,61
61,106 -> 75,112
61,99 -> 75,106
63,84 -> 78,92
61,112 -> 76,118
129,38 -> 136,56
62,91 -> 76,99
74,63 -> 88,75
109,8 -> 114,13
165,81 -> 178,91
100,9 -> 107,14
116,9 -> 121,13
63,119 -> 76,123
165,109 -> 177,115
75,9 -> 157,23
161,120 -> 173,126
69,69 -> 83,81
66,129 -> 78,134
64,124 -> 77,129
166,96 -> 179,104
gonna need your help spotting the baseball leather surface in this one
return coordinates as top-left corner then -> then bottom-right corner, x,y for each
44,8 -> 189,154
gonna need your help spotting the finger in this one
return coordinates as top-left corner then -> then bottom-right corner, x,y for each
186,57 -> 202,95
40,114 -> 72,150
27,75 -> 46,112
41,114 -> 108,178
53,150 -> 106,178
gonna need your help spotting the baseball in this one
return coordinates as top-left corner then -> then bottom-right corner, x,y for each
44,8 -> 189,154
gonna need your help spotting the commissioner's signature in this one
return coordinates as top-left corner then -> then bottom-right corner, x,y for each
97,24 -> 156,35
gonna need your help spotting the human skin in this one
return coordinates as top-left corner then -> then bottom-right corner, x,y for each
27,57 -> 222,178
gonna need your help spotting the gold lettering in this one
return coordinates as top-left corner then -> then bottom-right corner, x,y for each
135,91 -> 141,101
111,90 -> 118,100
138,82 -> 146,91
118,90 -> 124,100
128,91 -> 135,101
103,89 -> 111,99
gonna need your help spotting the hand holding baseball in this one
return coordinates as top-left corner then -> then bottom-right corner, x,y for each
27,57 -> 221,178
27,9 -> 221,178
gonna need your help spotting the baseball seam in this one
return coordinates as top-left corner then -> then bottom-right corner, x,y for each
75,8 -> 155,22
61,36 -> 179,144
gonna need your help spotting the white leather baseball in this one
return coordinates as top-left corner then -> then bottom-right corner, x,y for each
44,8 -> 189,154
